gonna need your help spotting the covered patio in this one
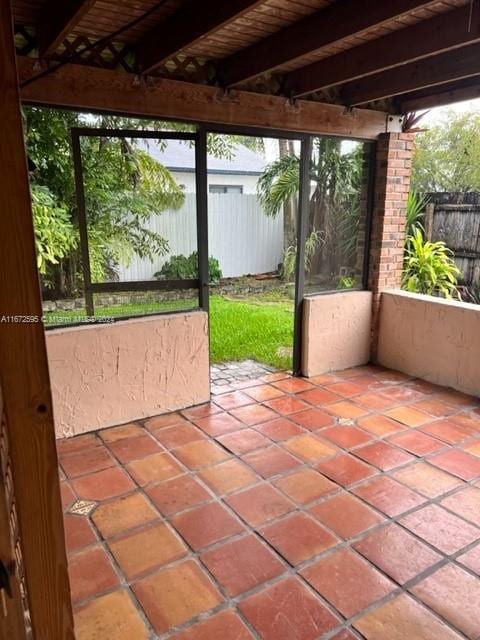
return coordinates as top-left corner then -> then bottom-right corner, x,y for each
62,364 -> 480,639
2,1 -> 480,639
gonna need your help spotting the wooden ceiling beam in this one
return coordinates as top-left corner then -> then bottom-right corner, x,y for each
288,4 -> 480,97
38,0 -> 96,58
136,0 -> 264,74
220,0 -> 441,87
341,41 -> 480,106
16,57 -> 403,140
398,76 -> 480,112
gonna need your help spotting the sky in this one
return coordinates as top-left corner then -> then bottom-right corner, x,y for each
417,97 -> 480,126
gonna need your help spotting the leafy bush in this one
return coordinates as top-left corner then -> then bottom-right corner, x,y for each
402,230 -> 460,299
337,276 -> 357,290
154,251 -> 222,284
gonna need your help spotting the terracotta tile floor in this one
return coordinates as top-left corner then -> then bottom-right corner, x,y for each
57,364 -> 480,639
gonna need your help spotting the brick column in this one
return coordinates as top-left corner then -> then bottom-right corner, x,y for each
368,132 -> 414,358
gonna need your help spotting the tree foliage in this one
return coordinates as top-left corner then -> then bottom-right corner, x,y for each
413,111 -> 480,192
31,184 -> 77,276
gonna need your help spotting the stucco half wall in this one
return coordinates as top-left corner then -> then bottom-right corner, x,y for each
46,311 -> 210,438
302,291 -> 372,377
377,290 -> 480,397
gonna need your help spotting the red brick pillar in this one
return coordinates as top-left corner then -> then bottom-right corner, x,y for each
369,132 -> 414,358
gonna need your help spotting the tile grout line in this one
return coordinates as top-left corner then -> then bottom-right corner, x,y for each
58,365 -> 480,639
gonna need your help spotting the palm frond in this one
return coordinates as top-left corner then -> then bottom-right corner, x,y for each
256,154 -> 300,217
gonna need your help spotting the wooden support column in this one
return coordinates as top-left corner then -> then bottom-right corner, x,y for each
368,132 -> 415,358
0,1 -> 74,638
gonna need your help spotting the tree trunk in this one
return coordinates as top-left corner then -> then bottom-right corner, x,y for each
278,139 -> 296,250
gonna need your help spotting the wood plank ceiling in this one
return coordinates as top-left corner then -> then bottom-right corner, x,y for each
12,0 -> 480,113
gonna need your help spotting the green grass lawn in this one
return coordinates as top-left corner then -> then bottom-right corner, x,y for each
210,295 -> 293,369
44,292 -> 294,370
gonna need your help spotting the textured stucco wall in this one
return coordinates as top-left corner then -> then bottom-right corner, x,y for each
302,291 -> 372,376
377,291 -> 480,397
46,311 -> 210,438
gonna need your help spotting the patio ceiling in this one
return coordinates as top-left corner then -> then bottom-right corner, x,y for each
11,0 -> 480,114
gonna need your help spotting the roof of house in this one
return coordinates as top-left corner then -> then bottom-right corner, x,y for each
144,139 -> 266,175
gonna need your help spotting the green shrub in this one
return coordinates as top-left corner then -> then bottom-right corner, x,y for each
402,230 -> 460,299
337,276 -> 357,290
154,251 -> 222,284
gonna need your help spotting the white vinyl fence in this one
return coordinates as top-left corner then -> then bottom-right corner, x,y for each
117,193 -> 284,280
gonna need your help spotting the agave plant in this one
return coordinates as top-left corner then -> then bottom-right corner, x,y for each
402,230 -> 460,299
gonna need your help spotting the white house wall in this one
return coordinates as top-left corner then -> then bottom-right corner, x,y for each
172,170 -> 260,194
117,193 -> 284,280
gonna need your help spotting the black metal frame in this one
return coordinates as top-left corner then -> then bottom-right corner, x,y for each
292,136 -> 312,376
362,143 -> 377,291
291,135 -> 377,375
63,120 -> 377,379
70,126 -> 209,322
195,127 -> 209,311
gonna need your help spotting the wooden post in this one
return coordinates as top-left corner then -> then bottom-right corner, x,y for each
0,393 -> 27,639
0,1 -> 74,638
425,202 -> 435,241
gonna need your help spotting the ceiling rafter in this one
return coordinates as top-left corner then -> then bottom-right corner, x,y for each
399,76 -> 480,112
38,0 -> 96,58
341,40 -> 480,106
219,0 -> 443,88
136,0 -> 264,74
287,3 -> 480,98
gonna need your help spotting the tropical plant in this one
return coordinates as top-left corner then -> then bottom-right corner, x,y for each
257,138 -> 365,284
281,229 -> 324,282
31,184 -> 77,279
406,191 -> 428,237
81,144 -> 186,282
257,154 -> 299,218
155,251 -> 223,284
402,230 -> 460,298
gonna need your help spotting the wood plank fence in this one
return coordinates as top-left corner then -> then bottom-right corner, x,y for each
425,192 -> 480,286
